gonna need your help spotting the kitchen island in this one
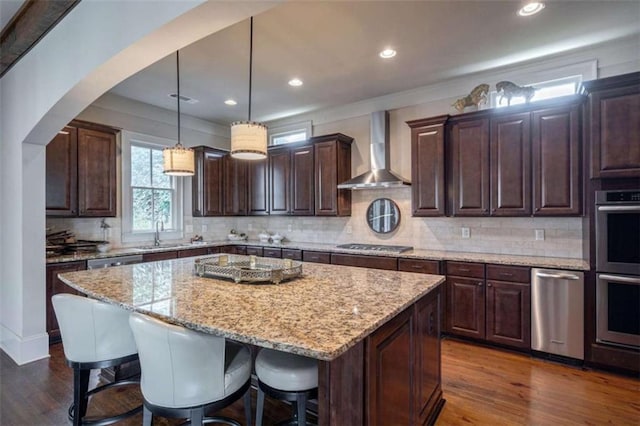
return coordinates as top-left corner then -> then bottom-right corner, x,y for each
59,255 -> 445,425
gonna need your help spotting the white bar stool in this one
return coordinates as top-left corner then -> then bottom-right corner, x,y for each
52,294 -> 142,426
129,312 -> 253,426
255,348 -> 318,426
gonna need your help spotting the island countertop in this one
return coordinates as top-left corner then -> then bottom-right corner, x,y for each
58,256 -> 444,361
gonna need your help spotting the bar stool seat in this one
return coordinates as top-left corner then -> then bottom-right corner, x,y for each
52,294 -> 142,426
255,349 -> 318,426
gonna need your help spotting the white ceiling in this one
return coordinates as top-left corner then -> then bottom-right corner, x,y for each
109,1 -> 640,125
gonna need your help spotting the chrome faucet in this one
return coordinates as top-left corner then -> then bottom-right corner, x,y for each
154,220 -> 164,247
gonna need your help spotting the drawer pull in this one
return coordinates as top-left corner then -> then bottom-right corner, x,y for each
499,272 -> 513,277
459,268 -> 470,272
412,265 -> 424,269
477,282 -> 483,286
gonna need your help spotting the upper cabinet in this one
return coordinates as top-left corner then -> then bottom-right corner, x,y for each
192,146 -> 225,217
223,156 -> 248,216
407,116 -> 448,217
269,144 -> 315,216
46,121 -> 117,217
312,134 -> 353,216
247,158 -> 270,215
582,72 -> 640,179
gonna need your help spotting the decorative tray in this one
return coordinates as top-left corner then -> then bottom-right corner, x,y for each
194,254 -> 302,284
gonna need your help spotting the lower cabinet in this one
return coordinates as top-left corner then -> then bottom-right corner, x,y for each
367,286 -> 441,425
142,251 -> 178,262
330,253 -> 398,270
46,261 -> 86,343
245,246 -> 264,256
446,261 -> 531,350
302,250 -> 331,264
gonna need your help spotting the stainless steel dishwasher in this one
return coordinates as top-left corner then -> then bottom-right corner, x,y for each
531,268 -> 584,360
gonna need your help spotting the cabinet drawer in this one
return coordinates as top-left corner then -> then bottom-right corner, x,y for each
263,248 -> 282,258
246,246 -> 264,256
178,247 -> 209,258
208,247 -> 221,255
303,251 -> 331,264
143,251 -> 177,262
331,253 -> 397,271
398,258 -> 440,274
282,249 -> 302,260
486,264 -> 530,283
446,261 -> 484,278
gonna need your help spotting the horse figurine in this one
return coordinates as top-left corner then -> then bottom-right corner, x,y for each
496,81 -> 536,105
452,84 -> 490,113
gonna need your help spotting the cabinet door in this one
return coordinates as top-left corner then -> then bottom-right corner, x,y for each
532,104 -> 581,215
177,247 -> 209,258
450,118 -> 490,216
447,275 -> 485,339
268,148 -> 291,215
415,289 -> 441,426
193,148 -> 224,216
247,158 -> 269,215
486,280 -> 531,349
589,86 -> 640,178
142,251 -> 177,262
46,126 -> 78,216
490,112 -> 531,216
315,140 -> 352,216
77,128 -> 117,217
223,156 -> 247,215
409,118 -> 446,216
46,261 -> 85,343
291,146 -> 315,215
367,307 -> 414,426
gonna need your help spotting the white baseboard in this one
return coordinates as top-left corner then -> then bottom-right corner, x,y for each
0,325 -> 50,365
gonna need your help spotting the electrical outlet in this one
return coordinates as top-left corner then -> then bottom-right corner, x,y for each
201,224 -> 208,232
535,229 -> 544,241
248,223 -> 253,231
288,223 -> 293,232
461,227 -> 470,239
186,225 -> 193,233
346,225 -> 353,234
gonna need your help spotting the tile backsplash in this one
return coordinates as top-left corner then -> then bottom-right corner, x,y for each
47,187 -> 584,259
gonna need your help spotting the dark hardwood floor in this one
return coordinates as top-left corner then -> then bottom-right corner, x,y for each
1,339 -> 638,425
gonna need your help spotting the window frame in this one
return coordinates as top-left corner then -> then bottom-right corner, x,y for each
268,120 -> 312,146
121,131 -> 184,244
492,75 -> 583,108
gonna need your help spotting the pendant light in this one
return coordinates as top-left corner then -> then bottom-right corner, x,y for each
230,17 -> 267,160
163,50 -> 195,176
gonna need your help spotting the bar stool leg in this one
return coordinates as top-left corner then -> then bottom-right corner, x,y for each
243,388 -> 252,426
191,407 -> 204,425
296,394 -> 307,426
72,368 -> 90,426
256,387 -> 265,426
142,406 -> 153,426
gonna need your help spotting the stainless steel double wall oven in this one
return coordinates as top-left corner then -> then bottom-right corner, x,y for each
595,190 -> 640,349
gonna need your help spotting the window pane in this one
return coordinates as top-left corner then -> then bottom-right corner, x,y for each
132,188 -> 154,231
152,149 -> 171,188
272,131 -> 307,146
131,145 -> 151,187
153,189 -> 173,228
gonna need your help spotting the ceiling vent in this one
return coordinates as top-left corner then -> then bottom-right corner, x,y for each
168,93 -> 199,104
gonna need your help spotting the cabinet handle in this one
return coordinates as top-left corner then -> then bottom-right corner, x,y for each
478,282 -> 483,286
459,268 -> 470,272
412,265 -> 424,269
487,283 -> 492,287
499,272 -> 513,277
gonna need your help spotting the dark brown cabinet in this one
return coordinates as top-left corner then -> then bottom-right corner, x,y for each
448,116 -> 490,216
532,102 -> 582,215
312,134 -> 352,216
192,147 -> 225,217
302,250 -> 331,264
366,286 -> 442,426
446,261 -> 531,350
245,246 -> 264,256
223,156 -> 248,215
330,253 -> 398,270
248,158 -> 269,215
268,148 -> 292,215
263,247 -> 282,258
282,248 -> 302,260
398,258 -> 440,274
583,72 -> 640,179
142,251 -> 178,262
46,261 -> 86,343
177,247 -> 209,258
490,112 -> 531,216
407,115 -> 448,216
47,122 -> 117,217
268,145 -> 315,216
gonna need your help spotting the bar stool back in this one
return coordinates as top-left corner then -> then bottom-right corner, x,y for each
129,312 -> 252,426
52,293 -> 141,426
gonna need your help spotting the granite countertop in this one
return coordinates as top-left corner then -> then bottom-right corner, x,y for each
58,257 -> 443,361
47,239 -> 589,271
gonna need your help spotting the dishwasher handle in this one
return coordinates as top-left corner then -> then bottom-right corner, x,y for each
535,271 -> 581,280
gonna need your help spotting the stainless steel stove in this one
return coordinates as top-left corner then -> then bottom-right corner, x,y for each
336,243 -> 413,253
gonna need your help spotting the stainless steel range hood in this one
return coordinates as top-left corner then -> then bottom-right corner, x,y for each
337,111 -> 410,189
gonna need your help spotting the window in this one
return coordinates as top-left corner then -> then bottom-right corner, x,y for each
121,131 -> 184,243
269,120 -> 312,146
493,75 -> 582,108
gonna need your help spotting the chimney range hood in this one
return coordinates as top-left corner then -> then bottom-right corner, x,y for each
337,111 -> 410,189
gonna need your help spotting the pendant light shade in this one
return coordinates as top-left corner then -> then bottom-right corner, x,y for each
163,51 -> 195,176
231,17 -> 267,160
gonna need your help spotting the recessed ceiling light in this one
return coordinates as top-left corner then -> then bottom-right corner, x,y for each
379,48 -> 396,59
518,2 -> 545,16
224,99 -> 237,106
288,78 -> 303,87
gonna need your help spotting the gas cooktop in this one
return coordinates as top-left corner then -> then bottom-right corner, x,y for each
336,243 -> 414,253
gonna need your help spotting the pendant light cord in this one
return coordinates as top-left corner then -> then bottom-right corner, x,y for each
176,50 -> 181,145
248,16 -> 253,122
